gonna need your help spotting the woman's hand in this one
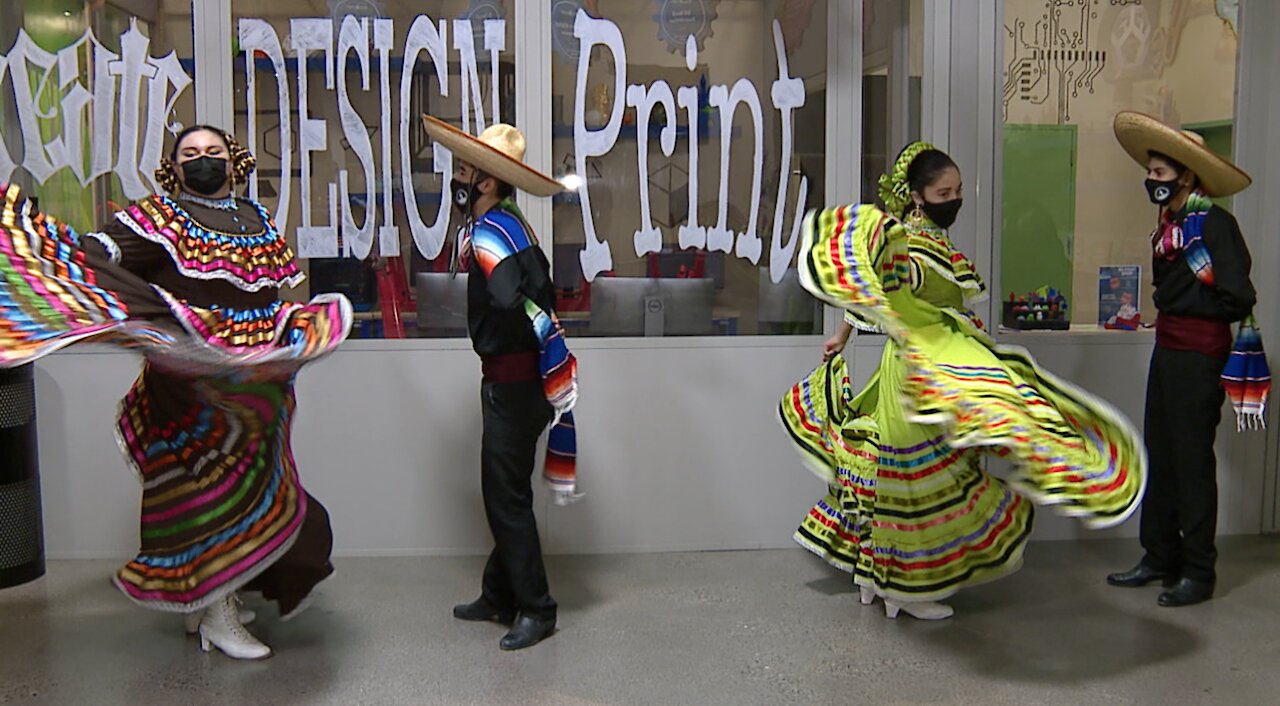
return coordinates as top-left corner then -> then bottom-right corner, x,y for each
822,321 -> 853,362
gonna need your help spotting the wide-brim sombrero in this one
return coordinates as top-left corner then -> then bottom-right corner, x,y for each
1113,111 -> 1251,198
421,115 -> 563,198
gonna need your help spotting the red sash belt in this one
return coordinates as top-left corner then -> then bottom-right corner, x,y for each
481,351 -> 541,383
1156,313 -> 1232,359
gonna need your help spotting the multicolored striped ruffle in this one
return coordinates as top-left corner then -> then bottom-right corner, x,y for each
0,183 -> 140,363
782,203 -> 1146,599
799,205 -> 909,336
793,203 -> 1145,528
905,225 -> 987,302
115,195 -> 303,292
112,366 -> 307,611
902,334 -> 1146,527
472,205 -> 581,503
0,182 -> 351,612
148,287 -> 353,377
0,182 -> 351,375
782,354 -> 1033,601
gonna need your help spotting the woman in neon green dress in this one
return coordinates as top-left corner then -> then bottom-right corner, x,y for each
781,143 -> 1146,620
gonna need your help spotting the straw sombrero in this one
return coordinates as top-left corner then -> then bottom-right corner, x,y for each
1113,111 -> 1251,198
420,115 -> 563,197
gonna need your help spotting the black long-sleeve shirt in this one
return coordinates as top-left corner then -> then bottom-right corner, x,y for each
466,208 -> 557,357
1153,205 -> 1255,323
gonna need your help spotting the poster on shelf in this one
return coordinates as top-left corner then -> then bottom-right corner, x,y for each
1098,265 -> 1142,330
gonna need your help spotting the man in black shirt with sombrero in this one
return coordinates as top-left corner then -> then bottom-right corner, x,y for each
1106,111 -> 1263,608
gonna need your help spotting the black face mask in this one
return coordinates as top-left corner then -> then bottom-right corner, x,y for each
180,156 -> 230,196
1145,177 -> 1181,206
450,177 -> 480,213
920,198 -> 963,229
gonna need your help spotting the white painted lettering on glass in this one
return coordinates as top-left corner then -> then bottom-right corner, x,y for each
337,16 -> 376,260
0,13 -> 808,282
239,18 -> 293,231
573,10 -> 626,282
0,15 -> 503,266
571,13 -> 809,282
768,20 -> 809,284
293,19 -> 338,259
0,20 -> 191,198
374,18 -> 400,257
626,79 -> 677,258
399,16 -> 452,259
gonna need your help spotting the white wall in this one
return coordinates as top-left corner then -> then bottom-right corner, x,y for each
35,340 -> 827,558
34,328 -> 1265,560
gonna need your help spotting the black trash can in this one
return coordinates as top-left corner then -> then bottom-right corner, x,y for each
0,364 -> 44,588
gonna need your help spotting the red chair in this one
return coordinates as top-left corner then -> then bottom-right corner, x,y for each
375,255 -> 414,338
647,250 -> 706,279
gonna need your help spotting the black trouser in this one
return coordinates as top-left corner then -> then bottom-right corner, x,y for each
479,379 -> 557,621
1140,346 -> 1227,583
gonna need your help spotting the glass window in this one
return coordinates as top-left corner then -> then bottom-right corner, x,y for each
1000,0 -> 1239,329
231,0 -> 515,338
0,0 -> 195,234
854,0 -> 922,338
861,0 -> 923,205
550,0 -> 828,337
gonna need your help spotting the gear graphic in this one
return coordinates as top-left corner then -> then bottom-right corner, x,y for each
551,0 -> 587,65
327,0 -> 385,21
464,0 -> 508,54
652,0 -> 719,56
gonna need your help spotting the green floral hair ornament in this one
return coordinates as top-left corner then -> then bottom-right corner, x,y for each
877,141 -> 936,216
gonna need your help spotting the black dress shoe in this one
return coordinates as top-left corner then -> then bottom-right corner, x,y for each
499,615 -> 556,651
1158,578 -> 1214,607
1106,564 -> 1178,588
453,598 -> 516,625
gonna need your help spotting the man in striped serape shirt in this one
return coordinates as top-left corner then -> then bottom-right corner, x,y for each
422,116 -> 579,650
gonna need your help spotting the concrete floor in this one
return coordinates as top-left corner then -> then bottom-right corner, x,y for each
2,537 -> 1280,706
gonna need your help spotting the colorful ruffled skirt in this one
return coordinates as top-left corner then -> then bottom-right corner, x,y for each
781,205 -> 1145,602
0,183 -> 351,612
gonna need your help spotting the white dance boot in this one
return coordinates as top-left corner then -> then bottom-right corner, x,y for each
198,594 -> 273,660
884,600 -> 954,620
859,586 -> 876,606
185,604 -> 257,635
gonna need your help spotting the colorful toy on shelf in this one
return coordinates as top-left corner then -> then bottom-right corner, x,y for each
1001,286 -> 1070,330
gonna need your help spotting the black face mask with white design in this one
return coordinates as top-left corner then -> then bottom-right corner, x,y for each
451,177 -> 482,213
1145,177 -> 1181,206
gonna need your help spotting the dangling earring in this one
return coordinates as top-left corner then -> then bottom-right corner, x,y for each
907,202 -> 926,226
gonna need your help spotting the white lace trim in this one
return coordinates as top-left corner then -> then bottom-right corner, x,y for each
83,231 -> 122,264
844,310 -> 886,334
